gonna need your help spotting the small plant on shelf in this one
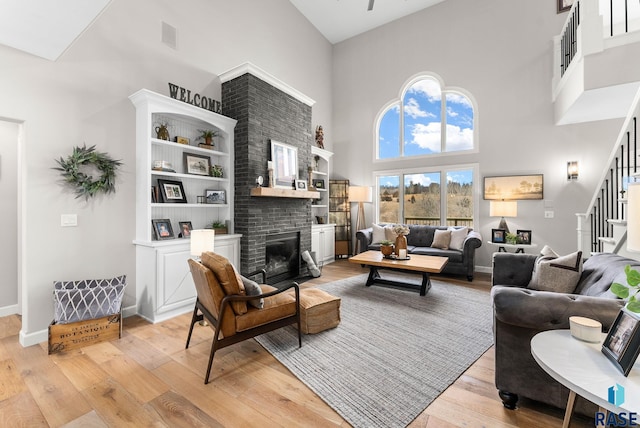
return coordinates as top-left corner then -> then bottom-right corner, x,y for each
506,233 -> 518,244
197,129 -> 219,148
207,221 -> 228,234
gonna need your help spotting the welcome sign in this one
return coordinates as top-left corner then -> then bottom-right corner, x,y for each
168,83 -> 221,114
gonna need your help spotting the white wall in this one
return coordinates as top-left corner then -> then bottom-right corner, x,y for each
0,120 -> 19,312
0,0 -> 333,343
331,0 -> 624,269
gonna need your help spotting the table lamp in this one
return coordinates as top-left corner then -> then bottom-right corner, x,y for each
349,186 -> 373,233
190,229 -> 215,259
628,182 -> 640,251
490,200 -> 517,233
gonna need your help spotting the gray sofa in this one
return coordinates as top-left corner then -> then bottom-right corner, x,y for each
491,252 -> 638,415
355,225 -> 482,280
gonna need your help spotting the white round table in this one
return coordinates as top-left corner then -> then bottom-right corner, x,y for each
531,330 -> 640,427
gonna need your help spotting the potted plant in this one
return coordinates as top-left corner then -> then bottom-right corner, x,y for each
506,233 -> 518,245
379,240 -> 394,257
197,129 -> 219,148
611,265 -> 640,312
207,221 -> 228,235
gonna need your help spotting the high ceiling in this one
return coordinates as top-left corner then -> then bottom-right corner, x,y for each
0,0 -> 445,61
289,0 -> 446,44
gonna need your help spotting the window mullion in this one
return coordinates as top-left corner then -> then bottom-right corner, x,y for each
441,93 -> 446,153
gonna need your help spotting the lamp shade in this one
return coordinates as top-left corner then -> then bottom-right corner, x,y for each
349,186 -> 372,203
628,183 -> 640,251
489,200 -> 518,217
190,229 -> 215,257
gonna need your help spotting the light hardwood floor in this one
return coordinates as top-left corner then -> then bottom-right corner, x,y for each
0,260 -> 594,427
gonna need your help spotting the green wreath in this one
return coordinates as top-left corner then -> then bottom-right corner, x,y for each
54,145 -> 123,200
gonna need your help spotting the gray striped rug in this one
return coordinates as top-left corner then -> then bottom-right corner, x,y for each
256,273 -> 493,428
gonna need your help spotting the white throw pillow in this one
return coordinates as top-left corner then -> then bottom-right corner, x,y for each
528,249 -> 583,293
448,227 -> 468,251
371,223 -> 386,244
431,229 -> 452,250
384,225 -> 397,241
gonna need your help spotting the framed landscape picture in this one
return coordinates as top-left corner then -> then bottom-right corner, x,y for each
205,189 -> 226,204
183,152 -> 211,176
484,174 -> 543,200
157,179 -> 187,203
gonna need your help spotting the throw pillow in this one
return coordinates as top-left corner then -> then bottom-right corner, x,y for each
371,223 -> 386,244
528,249 -> 583,293
448,227 -> 468,251
241,276 -> 264,309
384,225 -> 397,242
431,229 -> 452,250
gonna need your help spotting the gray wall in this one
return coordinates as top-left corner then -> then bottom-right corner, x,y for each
0,0 -> 333,341
0,120 -> 19,312
331,0 -> 624,269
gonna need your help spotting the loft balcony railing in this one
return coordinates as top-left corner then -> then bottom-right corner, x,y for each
577,88 -> 640,254
404,217 -> 473,227
554,0 -> 640,85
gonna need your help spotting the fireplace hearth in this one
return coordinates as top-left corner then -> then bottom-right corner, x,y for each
265,231 -> 301,284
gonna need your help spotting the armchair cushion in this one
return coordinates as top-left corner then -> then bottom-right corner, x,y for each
201,252 -> 247,315
235,284 -> 297,332
527,250 -> 583,293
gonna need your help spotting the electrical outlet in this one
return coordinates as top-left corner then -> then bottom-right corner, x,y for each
544,211 -> 554,219
61,214 -> 77,227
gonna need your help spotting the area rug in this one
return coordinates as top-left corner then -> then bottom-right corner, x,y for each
255,273 -> 494,428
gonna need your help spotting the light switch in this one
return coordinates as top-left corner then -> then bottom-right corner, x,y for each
544,211 -> 554,219
61,214 -> 78,227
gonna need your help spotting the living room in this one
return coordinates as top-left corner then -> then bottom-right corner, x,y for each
1,0 -> 638,426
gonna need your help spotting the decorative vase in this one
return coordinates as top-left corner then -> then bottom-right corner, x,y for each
395,235 -> 408,256
155,124 -> 170,141
380,244 -> 394,257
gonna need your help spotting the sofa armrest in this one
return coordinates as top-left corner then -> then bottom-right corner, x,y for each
355,228 -> 373,254
492,253 -> 537,287
492,286 -> 624,331
462,230 -> 482,252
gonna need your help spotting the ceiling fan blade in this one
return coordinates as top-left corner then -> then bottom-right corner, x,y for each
367,0 -> 374,11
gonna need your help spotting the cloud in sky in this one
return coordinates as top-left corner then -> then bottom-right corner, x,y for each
404,97 -> 432,119
407,123 -> 472,153
407,78 -> 441,102
445,124 -> 473,151
405,173 -> 437,187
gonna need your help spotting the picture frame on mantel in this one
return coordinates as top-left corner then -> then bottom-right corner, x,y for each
270,140 -> 298,189
557,0 -> 574,13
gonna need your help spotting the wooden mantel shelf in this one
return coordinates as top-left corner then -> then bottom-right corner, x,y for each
250,187 -> 320,199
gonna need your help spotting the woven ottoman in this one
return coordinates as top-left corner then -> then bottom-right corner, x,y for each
298,288 -> 341,334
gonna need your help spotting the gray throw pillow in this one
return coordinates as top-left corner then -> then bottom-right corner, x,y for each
448,227 -> 468,251
528,250 -> 583,293
241,276 -> 264,309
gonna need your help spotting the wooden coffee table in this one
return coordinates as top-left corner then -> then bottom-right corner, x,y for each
349,250 -> 448,296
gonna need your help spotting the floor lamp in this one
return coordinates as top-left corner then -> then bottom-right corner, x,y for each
349,186 -> 372,254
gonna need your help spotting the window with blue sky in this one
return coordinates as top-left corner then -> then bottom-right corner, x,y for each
378,76 -> 474,159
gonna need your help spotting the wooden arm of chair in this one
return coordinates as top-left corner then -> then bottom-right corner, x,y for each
243,268 -> 268,283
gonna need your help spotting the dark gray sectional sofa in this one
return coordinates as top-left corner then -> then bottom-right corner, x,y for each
491,252 -> 637,415
355,224 -> 482,281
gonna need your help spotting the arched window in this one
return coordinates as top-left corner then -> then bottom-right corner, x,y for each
377,75 -> 475,159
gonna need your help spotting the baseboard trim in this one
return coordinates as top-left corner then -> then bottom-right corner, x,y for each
0,304 -> 19,317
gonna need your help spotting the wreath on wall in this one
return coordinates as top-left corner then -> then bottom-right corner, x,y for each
54,145 -> 123,200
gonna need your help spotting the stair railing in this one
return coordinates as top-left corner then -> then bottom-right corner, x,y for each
577,88 -> 640,254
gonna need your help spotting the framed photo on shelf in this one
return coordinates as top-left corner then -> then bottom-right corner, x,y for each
602,309 -> 640,376
205,189 -> 226,204
295,179 -> 307,191
157,179 -> 187,203
183,152 -> 211,176
483,174 -> 544,200
178,221 -> 192,238
270,140 -> 298,188
492,228 -> 506,244
312,179 -> 325,189
152,219 -> 174,240
516,229 -> 532,245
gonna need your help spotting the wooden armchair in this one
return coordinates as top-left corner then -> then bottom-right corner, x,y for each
185,251 -> 301,384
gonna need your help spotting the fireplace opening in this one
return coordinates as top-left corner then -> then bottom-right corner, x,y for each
265,231 -> 301,285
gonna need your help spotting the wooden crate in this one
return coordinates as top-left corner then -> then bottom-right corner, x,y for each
48,313 -> 122,354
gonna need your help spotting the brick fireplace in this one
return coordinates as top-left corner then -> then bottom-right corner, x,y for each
221,68 -> 313,280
